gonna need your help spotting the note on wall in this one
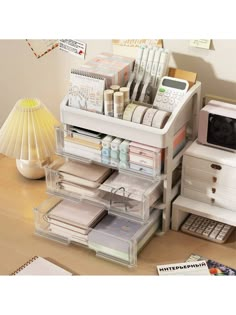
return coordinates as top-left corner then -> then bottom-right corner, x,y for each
112,39 -> 163,58
59,40 -> 86,59
189,39 -> 211,50
26,40 -> 59,58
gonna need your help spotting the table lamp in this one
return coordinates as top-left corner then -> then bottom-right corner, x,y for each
0,98 -> 59,179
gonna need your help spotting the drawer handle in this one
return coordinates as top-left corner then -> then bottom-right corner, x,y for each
212,176 -> 217,183
211,163 -> 222,170
211,198 -> 215,203
212,188 -> 216,193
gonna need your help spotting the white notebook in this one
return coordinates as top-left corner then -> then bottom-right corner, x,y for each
11,256 -> 72,276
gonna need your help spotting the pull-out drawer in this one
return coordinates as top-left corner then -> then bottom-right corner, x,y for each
182,181 -> 236,212
183,155 -> 234,179
183,166 -> 236,190
55,125 -> 162,178
45,157 -> 163,222
33,196 -> 161,267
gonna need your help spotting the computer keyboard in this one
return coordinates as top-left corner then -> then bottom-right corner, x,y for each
181,214 -> 235,244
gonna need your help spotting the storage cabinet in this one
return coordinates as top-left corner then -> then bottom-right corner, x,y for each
172,140 -> 236,231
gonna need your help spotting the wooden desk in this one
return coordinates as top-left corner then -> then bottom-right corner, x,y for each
1,155 -> 236,275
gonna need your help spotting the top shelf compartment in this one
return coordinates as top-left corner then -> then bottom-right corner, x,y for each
60,81 -> 201,149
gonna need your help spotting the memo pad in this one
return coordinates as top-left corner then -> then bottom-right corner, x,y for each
58,160 -> 112,188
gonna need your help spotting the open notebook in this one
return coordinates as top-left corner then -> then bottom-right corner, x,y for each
11,256 -> 73,276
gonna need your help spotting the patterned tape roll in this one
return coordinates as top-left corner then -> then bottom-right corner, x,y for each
132,105 -> 148,124
152,110 -> 170,128
123,103 -> 138,121
142,108 -> 158,126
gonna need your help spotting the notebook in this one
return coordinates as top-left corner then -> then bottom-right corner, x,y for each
58,160 -> 111,188
47,199 -> 107,229
11,256 -> 72,276
69,69 -> 105,113
58,181 -> 102,198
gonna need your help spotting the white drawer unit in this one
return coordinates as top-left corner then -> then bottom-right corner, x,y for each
172,140 -> 236,233
181,140 -> 236,209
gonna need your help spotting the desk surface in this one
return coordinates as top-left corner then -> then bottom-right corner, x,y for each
1,154 -> 236,275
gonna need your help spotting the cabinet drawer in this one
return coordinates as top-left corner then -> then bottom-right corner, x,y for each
45,157 -> 163,222
182,186 -> 236,212
183,155 -> 234,178
183,166 -> 236,189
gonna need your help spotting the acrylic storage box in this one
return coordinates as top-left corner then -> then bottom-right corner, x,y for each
45,157 -> 163,222
33,195 -> 162,267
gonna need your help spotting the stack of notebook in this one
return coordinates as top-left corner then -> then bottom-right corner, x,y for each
64,126 -> 105,161
57,160 -> 112,198
46,199 -> 107,245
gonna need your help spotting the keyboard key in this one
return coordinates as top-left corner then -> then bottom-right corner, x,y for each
180,214 -> 234,244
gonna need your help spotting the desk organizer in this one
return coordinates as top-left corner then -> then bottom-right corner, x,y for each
59,81 -> 201,232
33,79 -> 201,267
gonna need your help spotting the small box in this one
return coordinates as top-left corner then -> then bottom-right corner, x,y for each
119,151 -> 129,162
78,52 -> 135,88
119,140 -> 130,153
111,150 -> 119,160
111,138 -> 122,151
101,147 -> 110,158
102,135 -> 114,149
129,142 -> 162,172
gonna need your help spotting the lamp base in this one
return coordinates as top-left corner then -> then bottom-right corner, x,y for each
16,159 -> 48,179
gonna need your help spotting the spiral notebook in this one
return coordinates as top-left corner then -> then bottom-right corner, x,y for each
10,256 -> 73,276
69,69 -> 105,113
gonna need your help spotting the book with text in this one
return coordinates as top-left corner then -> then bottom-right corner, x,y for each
156,260 -> 210,276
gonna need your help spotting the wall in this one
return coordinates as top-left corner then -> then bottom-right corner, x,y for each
163,39 -> 236,102
0,40 -> 112,127
0,39 -> 236,128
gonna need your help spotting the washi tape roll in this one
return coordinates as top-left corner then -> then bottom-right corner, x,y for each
132,105 -> 148,124
142,108 -> 158,126
123,103 -> 138,121
120,87 -> 130,107
152,110 -> 170,128
110,85 -> 120,92
104,89 -> 114,116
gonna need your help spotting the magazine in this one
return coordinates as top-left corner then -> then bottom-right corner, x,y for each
186,253 -> 236,276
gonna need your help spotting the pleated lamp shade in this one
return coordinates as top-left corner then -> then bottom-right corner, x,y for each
0,98 -> 59,161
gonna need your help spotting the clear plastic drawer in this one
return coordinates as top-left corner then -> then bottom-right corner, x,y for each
33,196 -> 162,267
45,157 -> 163,222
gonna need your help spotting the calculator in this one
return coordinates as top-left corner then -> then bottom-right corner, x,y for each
180,214 -> 235,244
153,76 -> 189,112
